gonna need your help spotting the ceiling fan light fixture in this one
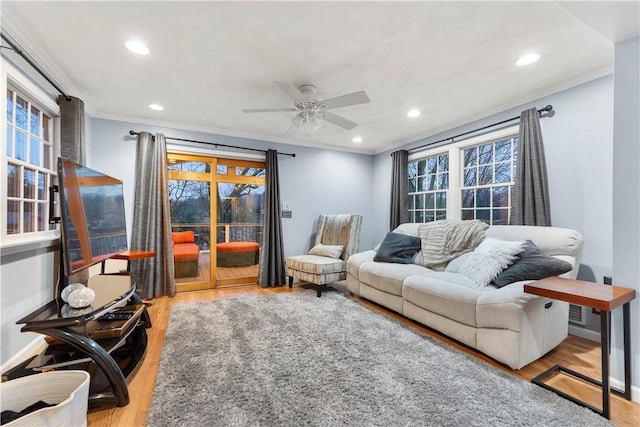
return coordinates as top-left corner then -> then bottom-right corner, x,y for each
407,109 -> 421,118
516,53 -> 540,66
125,40 -> 150,55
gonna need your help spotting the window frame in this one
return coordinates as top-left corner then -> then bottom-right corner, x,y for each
1,58 -> 60,249
408,125 -> 519,224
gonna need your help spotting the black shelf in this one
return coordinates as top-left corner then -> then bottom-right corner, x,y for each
4,278 -> 150,410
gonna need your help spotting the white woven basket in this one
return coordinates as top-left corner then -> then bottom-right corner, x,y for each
1,370 -> 90,427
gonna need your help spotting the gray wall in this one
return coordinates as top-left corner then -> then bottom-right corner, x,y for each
372,75 -> 614,296
88,119 -> 376,258
0,246 -> 58,367
1,39 -> 636,397
612,36 -> 639,394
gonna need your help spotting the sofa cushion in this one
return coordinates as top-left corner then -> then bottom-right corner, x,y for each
444,252 -> 472,273
173,243 -> 199,261
458,238 -> 524,287
359,262 -> 429,296
172,231 -> 195,244
374,232 -> 421,264
308,244 -> 344,259
493,240 -> 573,288
403,273 -> 483,327
286,255 -> 345,275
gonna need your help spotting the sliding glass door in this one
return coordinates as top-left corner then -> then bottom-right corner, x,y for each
167,153 -> 265,292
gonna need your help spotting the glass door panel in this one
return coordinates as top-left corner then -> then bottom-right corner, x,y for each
215,181 -> 264,287
168,178 -> 212,291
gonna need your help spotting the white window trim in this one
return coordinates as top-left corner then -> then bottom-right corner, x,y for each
1,58 -> 61,249
409,124 -> 519,222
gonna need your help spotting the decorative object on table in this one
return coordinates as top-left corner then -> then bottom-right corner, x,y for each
147,291 -> 612,427
60,304 -> 94,318
60,283 -> 85,303
67,287 -> 96,308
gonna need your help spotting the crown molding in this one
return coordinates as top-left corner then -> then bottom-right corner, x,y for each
91,110 -> 376,156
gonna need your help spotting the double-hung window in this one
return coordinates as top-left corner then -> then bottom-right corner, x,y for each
408,125 -> 519,225
2,59 -> 59,245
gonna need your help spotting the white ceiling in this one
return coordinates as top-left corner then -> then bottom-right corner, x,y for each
2,1 -> 639,155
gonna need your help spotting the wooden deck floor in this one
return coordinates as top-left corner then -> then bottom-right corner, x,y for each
175,251 -> 258,287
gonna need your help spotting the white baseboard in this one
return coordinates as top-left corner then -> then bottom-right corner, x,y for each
1,336 -> 45,375
610,377 -> 640,403
568,325 -> 600,342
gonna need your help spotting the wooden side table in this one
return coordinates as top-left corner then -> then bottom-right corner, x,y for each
524,277 -> 636,419
107,250 -> 157,272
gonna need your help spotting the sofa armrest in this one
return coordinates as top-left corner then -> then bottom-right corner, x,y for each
476,281 -> 569,331
346,250 -> 376,280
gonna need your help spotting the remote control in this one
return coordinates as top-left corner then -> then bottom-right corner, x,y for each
98,311 -> 134,321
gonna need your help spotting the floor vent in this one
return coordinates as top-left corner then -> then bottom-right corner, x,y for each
568,303 -> 587,325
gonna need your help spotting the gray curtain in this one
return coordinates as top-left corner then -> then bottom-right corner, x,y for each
57,95 -> 85,164
130,132 -> 175,298
510,108 -> 551,226
258,149 -> 287,287
390,149 -> 409,230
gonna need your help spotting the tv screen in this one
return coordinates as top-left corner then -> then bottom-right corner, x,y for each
57,158 -> 128,277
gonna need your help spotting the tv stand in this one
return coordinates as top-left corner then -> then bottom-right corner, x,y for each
4,275 -> 150,410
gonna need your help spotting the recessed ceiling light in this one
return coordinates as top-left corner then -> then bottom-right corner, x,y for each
352,136 -> 363,143
148,103 -> 164,111
125,40 -> 150,55
407,109 -> 421,118
516,53 -> 540,66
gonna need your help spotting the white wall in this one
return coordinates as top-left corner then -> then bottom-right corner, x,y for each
612,36 -> 640,397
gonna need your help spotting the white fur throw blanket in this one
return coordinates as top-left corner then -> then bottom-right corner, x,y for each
418,220 -> 489,270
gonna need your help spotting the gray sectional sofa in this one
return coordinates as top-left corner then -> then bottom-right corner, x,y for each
346,223 -> 583,369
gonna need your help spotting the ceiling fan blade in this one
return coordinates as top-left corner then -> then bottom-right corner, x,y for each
320,111 -> 358,131
273,81 -> 305,103
320,91 -> 370,109
242,108 -> 297,113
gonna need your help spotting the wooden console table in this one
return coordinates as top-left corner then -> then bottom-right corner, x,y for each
524,277 -> 636,419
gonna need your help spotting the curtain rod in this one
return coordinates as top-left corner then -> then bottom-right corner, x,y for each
405,104 -> 553,154
129,131 -> 296,157
1,33 -> 72,101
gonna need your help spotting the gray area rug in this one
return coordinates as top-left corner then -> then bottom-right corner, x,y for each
147,290 -> 613,426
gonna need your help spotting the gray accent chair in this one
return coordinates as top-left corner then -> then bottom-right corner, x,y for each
286,213 -> 362,297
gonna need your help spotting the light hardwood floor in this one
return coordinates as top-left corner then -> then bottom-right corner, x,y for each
87,282 -> 640,426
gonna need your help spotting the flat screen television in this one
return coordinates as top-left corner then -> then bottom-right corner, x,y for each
57,157 -> 128,281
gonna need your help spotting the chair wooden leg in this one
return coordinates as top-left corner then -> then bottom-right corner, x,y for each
288,276 -> 293,288
316,285 -> 323,298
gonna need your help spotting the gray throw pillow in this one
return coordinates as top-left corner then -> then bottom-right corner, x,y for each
493,240 -> 573,288
374,232 -> 421,264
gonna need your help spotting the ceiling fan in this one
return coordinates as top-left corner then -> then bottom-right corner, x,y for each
242,81 -> 370,131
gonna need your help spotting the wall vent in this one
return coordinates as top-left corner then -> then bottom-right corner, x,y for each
568,303 -> 587,325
